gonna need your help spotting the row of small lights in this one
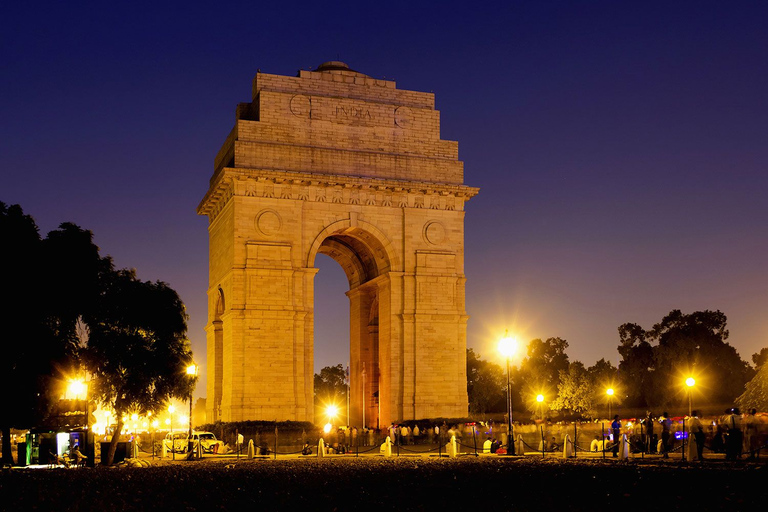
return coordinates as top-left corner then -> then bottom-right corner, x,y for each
65,363 -> 198,435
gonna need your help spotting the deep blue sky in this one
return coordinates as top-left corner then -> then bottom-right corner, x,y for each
3,1 -> 767,399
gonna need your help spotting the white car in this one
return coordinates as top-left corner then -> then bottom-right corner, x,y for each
163,431 -> 224,454
191,432 -> 224,454
163,432 -> 190,453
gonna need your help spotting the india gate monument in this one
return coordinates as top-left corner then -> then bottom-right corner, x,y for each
198,62 -> 478,427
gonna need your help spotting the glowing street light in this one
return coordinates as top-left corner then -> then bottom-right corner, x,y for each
326,404 -> 339,424
685,377 -> 696,417
536,394 -> 545,421
498,330 -> 518,455
67,379 -> 86,399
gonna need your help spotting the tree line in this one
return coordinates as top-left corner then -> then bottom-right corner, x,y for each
0,203 -> 194,465
468,310 -> 766,419
314,310 -> 767,421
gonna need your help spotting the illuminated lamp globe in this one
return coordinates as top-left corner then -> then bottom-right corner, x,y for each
536,394 -> 544,403
498,332 -> 518,358
606,388 -> 615,396
686,377 -> 695,388
323,423 -> 332,434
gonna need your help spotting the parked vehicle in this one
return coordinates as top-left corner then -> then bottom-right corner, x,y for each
163,431 -> 224,454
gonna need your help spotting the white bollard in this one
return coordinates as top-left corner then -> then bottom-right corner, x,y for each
563,434 -> 574,458
515,434 -> 525,456
318,438 -> 326,457
619,434 -> 630,460
383,436 -> 392,457
247,439 -> 255,459
162,441 -> 168,458
447,435 -> 457,458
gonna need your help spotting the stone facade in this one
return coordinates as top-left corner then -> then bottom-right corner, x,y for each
197,62 -> 478,427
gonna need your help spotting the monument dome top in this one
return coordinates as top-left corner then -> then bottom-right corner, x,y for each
316,61 -> 352,72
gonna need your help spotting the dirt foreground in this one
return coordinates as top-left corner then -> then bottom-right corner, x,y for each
1,456 -> 766,511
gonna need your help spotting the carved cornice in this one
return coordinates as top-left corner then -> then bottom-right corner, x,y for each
197,168 -> 479,221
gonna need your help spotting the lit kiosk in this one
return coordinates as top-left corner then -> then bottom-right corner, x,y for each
198,62 -> 479,426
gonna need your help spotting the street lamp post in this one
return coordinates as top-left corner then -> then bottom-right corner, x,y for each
186,364 -> 198,456
168,405 -> 176,460
685,377 -> 695,417
606,388 -> 615,419
536,394 -> 545,421
67,376 -> 92,466
498,330 -> 518,455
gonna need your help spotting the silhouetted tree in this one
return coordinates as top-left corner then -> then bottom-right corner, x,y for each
514,337 -> 569,411
752,347 -> 768,370
466,349 -> 505,416
83,267 -> 193,465
618,310 -> 752,410
314,364 -> 347,408
0,205 -> 100,464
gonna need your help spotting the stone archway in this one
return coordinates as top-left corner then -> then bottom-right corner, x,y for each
198,61 -> 478,426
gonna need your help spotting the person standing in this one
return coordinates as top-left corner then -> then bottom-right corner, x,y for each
744,408 -> 757,460
725,408 -> 743,460
689,410 -> 705,460
611,415 -> 621,457
645,411 -> 655,453
660,412 -> 672,458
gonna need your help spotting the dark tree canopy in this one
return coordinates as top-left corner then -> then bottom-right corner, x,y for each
752,347 -> 768,370
0,202 -> 195,465
83,267 -> 194,465
617,310 -> 752,409
466,349 -> 505,416
314,364 -> 347,406
0,204 -> 102,464
515,337 -> 569,411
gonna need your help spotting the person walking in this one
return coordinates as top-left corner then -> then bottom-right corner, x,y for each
611,415 -> 621,457
660,412 -> 672,458
689,410 -> 705,461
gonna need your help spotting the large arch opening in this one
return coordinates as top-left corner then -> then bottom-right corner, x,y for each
309,225 -> 391,428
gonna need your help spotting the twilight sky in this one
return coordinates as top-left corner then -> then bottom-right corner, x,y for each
3,1 -> 767,399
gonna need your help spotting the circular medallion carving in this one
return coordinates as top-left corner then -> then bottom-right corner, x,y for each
424,221 -> 446,245
256,210 -> 282,236
290,94 -> 311,118
394,106 -> 411,128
